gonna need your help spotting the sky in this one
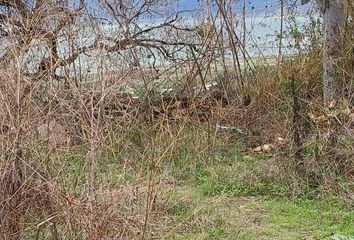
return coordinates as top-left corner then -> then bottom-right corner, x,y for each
176,0 -> 311,15
67,0 -> 316,74
179,0 -> 280,11
2,0 -> 315,75
167,0 -> 315,57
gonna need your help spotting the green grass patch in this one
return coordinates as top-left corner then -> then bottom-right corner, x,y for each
260,199 -> 354,239
195,157 -> 290,198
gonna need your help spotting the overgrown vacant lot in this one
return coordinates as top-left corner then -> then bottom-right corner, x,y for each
1,0 -> 353,239
1,65 -> 354,239
66,151 -> 353,240
17,122 -> 352,239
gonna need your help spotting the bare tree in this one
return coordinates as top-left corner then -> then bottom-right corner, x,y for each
303,0 -> 346,107
319,0 -> 345,107
0,0 -> 196,80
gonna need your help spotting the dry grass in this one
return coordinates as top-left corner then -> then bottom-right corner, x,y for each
0,0 -> 353,239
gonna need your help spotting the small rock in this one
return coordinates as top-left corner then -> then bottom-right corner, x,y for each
261,144 -> 273,152
253,146 -> 262,152
276,137 -> 285,144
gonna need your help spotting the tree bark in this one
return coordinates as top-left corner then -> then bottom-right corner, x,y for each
319,0 -> 346,107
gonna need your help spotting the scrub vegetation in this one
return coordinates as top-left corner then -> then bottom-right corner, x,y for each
0,0 -> 353,239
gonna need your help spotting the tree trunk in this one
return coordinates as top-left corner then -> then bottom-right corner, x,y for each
319,0 -> 345,107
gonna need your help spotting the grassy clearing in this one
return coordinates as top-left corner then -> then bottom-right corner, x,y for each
159,175 -> 353,239
161,189 -> 354,239
46,132 -> 353,240
155,151 -> 354,240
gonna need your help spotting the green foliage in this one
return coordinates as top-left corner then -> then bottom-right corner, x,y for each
195,159 -> 291,198
262,199 -> 354,239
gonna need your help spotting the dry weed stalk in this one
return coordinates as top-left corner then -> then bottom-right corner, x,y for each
0,0 -> 352,238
